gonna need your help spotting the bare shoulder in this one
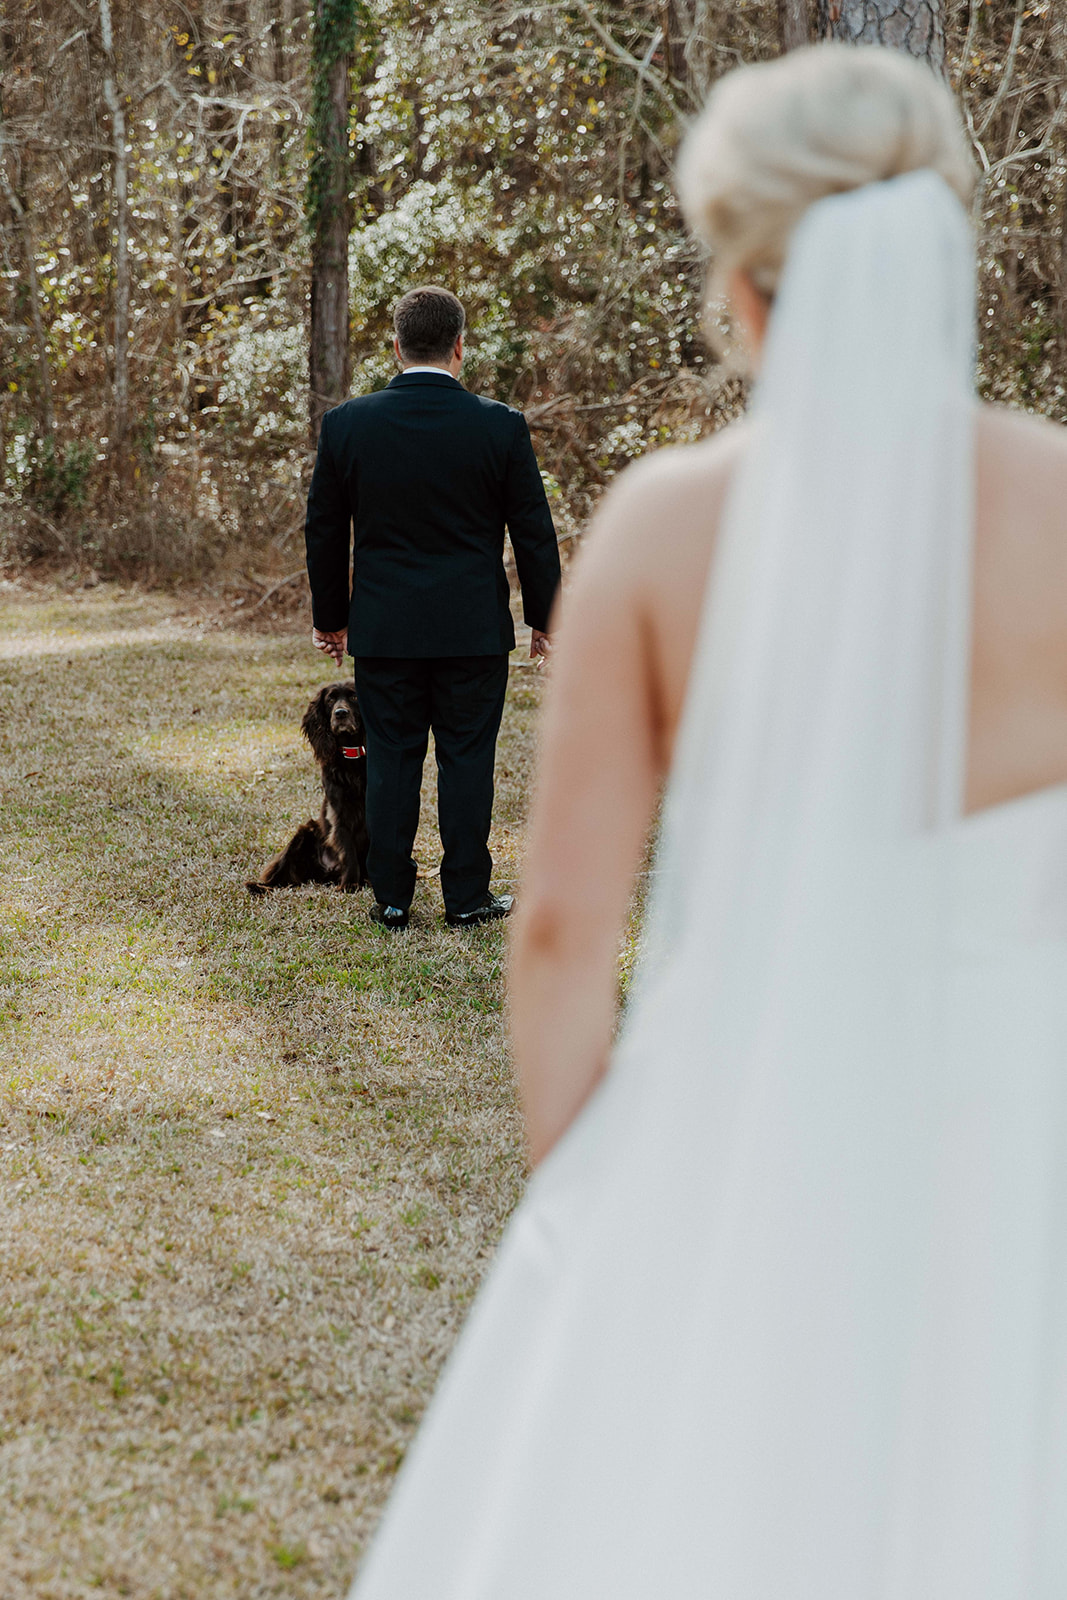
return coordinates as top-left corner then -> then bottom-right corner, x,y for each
975,403 -> 1067,597
977,403 -> 1067,491
556,422 -> 748,751
575,422 -> 749,591
600,420 -> 748,515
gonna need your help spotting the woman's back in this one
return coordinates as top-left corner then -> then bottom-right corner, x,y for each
592,403 -> 1067,818
969,406 -> 1067,812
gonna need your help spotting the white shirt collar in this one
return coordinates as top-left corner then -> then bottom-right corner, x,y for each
400,365 -> 460,381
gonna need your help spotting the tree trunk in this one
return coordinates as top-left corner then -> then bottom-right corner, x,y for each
97,0 -> 131,455
0,106 -> 54,442
308,0 -> 361,443
817,0 -> 945,74
779,0 -> 812,51
659,0 -> 714,103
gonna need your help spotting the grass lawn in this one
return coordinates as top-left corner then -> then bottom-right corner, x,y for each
0,579 -> 541,1599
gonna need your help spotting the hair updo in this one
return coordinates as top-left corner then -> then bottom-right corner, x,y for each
676,44 -> 975,297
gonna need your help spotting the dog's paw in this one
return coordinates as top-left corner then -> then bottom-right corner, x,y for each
245,880 -> 268,896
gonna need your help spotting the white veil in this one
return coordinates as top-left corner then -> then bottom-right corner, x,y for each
596,167 -> 982,1590
352,170 -> 987,1598
640,166 -> 975,1000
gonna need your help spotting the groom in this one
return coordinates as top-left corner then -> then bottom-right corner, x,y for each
304,285 -> 561,931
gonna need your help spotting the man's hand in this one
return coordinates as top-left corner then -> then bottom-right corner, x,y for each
530,629 -> 552,663
313,627 -> 348,668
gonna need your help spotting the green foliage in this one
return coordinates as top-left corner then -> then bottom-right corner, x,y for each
5,432 -> 95,518
46,439 -> 96,514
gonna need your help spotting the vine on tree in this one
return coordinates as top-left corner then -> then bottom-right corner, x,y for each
308,0 -> 377,438
307,0 -> 374,239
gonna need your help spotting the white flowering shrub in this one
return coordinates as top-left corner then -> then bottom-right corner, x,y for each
349,175 -> 530,394
6,432 -> 31,484
599,419 -> 647,462
217,309 -> 307,442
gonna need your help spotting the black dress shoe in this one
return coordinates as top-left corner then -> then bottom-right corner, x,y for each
445,892 -> 514,929
370,902 -> 409,930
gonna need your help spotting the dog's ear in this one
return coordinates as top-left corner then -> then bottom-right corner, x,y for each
301,686 -> 335,763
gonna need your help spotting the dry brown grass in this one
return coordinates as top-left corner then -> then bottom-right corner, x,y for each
0,578 -> 541,1598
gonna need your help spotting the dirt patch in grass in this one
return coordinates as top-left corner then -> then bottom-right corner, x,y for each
0,579 -> 541,1598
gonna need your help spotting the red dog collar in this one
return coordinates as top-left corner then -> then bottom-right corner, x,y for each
342,745 -> 366,760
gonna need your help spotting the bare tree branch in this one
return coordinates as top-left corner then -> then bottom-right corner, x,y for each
977,0 -> 1026,137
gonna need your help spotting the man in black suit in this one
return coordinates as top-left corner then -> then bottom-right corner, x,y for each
304,285 -> 561,931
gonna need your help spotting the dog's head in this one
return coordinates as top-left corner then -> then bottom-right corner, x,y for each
301,682 -> 365,764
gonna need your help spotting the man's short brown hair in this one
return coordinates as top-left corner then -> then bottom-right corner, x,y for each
393,286 -> 466,364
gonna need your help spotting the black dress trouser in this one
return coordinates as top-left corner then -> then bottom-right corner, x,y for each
354,655 -> 510,916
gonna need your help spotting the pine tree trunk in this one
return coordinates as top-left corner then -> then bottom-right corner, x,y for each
817,0 -> 945,73
98,0 -> 131,455
308,0 -> 356,443
779,0 -> 812,51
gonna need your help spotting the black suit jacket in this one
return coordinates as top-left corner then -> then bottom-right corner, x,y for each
304,371 -> 561,657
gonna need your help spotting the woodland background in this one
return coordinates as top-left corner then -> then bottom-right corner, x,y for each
1,0 -> 1066,588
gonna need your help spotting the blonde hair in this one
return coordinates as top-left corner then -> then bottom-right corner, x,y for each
677,44 -> 975,296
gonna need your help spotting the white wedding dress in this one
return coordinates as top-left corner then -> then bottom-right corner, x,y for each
350,172 -> 1067,1598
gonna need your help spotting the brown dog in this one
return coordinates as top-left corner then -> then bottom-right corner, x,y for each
247,682 -> 369,894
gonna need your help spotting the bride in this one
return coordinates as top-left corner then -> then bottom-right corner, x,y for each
352,45 -> 1067,1597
